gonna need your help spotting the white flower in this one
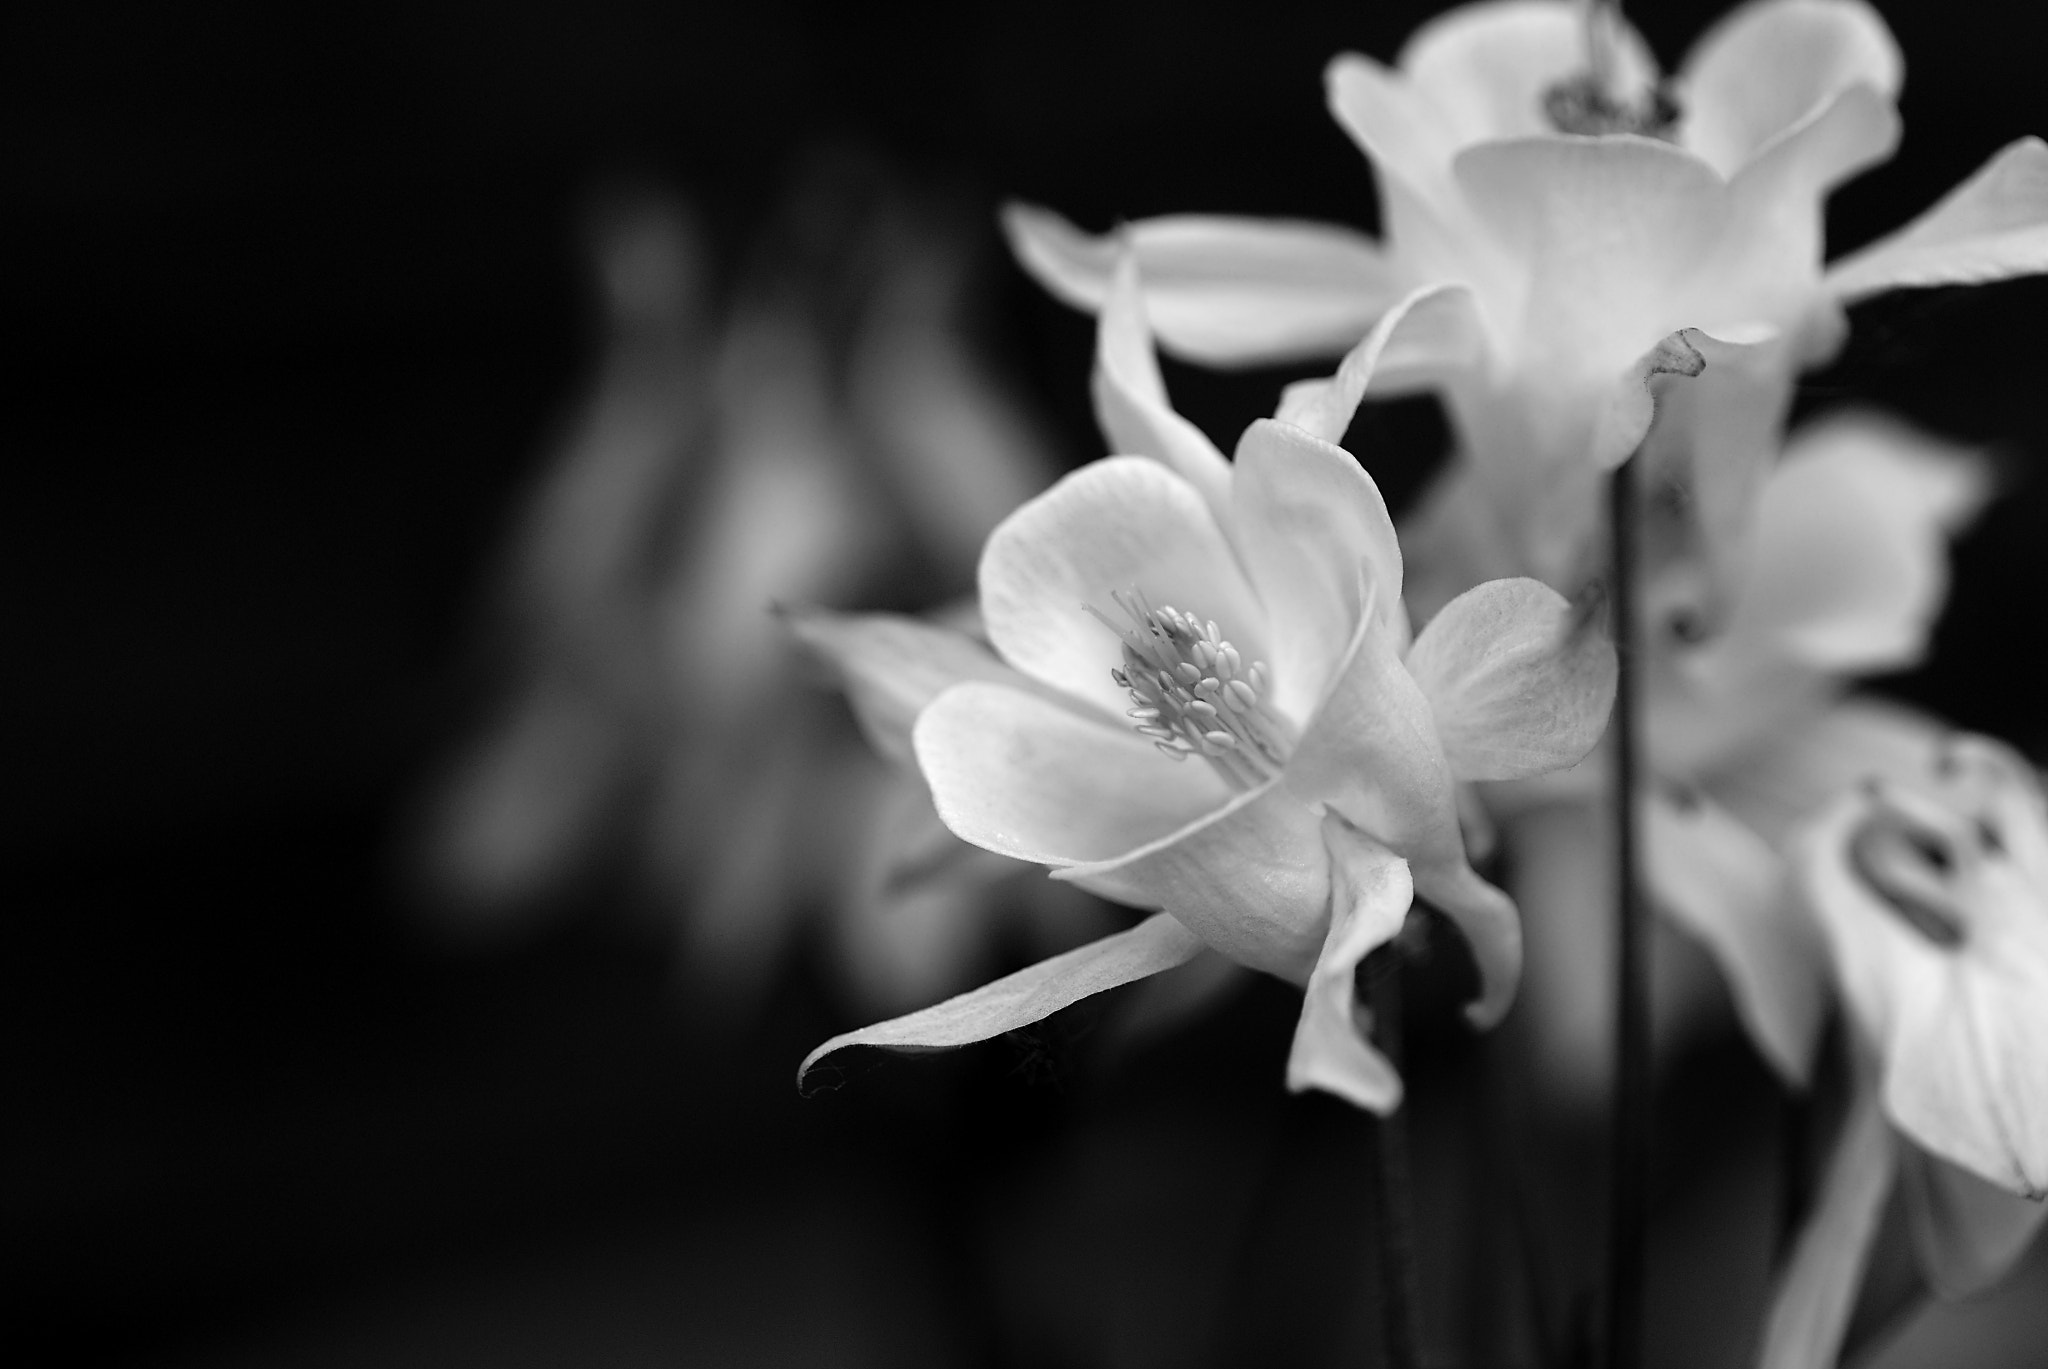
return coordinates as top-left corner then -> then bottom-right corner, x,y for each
799,258 -> 1614,1111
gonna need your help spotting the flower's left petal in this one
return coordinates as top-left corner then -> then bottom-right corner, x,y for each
1404,577 -> 1615,783
1091,251 -> 1235,523
1282,587 -> 1520,1024
797,911 -> 1205,1091
981,455 -> 1269,717
785,607 -> 1033,768
1273,283 -> 1486,439
1827,138 -> 2048,302
1054,776 -> 1331,982
916,680 -> 1228,867
1231,419 -> 1403,722
1647,789 -> 1827,1086
1757,1077 -> 1898,1369
1678,0 -> 1902,179
1286,818 -> 1415,1114
1002,202 -> 1397,366
1900,1143 -> 2048,1300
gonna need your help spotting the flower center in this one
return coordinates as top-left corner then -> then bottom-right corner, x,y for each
1542,1 -> 1680,139
1088,588 -> 1294,793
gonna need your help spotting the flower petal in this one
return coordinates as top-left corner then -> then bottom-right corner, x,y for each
1405,577 -> 1616,783
1273,283 -> 1487,438
785,607 -> 1034,768
1091,252 -> 1235,522
1285,818 -> 1415,1114
796,911 -> 1206,1091
915,680 -> 1229,867
1678,0 -> 1902,179
1828,138 -> 2048,301
1704,696 -> 1949,845
1230,418 -> 1404,722
1002,202 -> 1397,366
1757,1078 -> 1898,1369
1900,1143 -> 2048,1300
1646,789 -> 1827,1085
1053,777 -> 1331,982
1398,0 -> 1659,147
980,455 -> 1269,718
1282,583 -> 1520,1024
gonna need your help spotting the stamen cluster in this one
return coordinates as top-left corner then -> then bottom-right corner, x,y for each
1088,588 -> 1292,792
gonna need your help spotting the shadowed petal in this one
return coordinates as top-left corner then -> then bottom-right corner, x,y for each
797,911 -> 1206,1091
1405,577 -> 1615,783
1757,1079 -> 1897,1369
785,607 -> 1035,767
1646,789 -> 1827,1084
1231,419 -> 1404,721
1678,0 -> 1902,178
1003,202 -> 1396,365
1901,1144 -> 2048,1300
1092,253 -> 1235,522
1828,138 -> 2048,300
980,455 -> 1269,717
1055,778 -> 1331,982
915,680 -> 1228,866
1286,818 -> 1414,1113
1274,283 -> 1486,437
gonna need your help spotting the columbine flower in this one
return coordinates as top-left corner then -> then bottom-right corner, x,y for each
798,256 -> 1614,1111
1007,0 -> 2048,594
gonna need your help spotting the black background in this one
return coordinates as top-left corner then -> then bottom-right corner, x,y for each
10,2 -> 2048,1365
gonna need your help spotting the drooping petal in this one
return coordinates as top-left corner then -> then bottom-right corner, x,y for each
1273,283 -> 1486,437
1002,202 -> 1397,365
1283,588 -> 1519,1024
1231,419 -> 1404,721
796,911 -> 1206,1091
1646,789 -> 1827,1085
1900,1143 -> 2048,1300
915,680 -> 1229,867
1398,0 -> 1659,147
1827,138 -> 2048,301
1286,818 -> 1415,1113
1756,1078 -> 1898,1369
785,607 -> 1037,768
1678,0 -> 1902,179
1404,577 -> 1615,783
1054,777 -> 1332,982
1091,252 -> 1235,523
980,455 -> 1269,718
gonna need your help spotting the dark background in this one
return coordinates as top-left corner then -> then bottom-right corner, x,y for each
10,2 -> 2048,1365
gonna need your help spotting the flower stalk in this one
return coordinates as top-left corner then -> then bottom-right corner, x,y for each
1363,940 -> 1420,1369
1604,454 -> 1649,1369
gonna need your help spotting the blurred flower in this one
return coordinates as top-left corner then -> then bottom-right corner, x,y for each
1008,0 -> 2048,601
419,161 -> 1110,1014
800,257 -> 1614,1112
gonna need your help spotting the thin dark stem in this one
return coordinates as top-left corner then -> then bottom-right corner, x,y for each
1367,957 -> 1421,1369
1776,1088 -> 1813,1260
1603,456 -> 1650,1369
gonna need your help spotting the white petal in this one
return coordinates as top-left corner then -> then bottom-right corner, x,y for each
979,455 -> 1269,717
1091,251 -> 1236,523
1002,202 -> 1396,365
1678,0 -> 1902,178
1399,0 -> 1658,147
1273,283 -> 1486,439
1756,1078 -> 1898,1369
1054,777 -> 1332,982
915,680 -> 1229,867
785,607 -> 1032,768
796,911 -> 1206,1090
1405,577 -> 1616,783
1646,790 -> 1827,1085
1900,1143 -> 2048,1300
1286,818 -> 1415,1113
1230,419 -> 1404,721
1828,138 -> 2048,301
